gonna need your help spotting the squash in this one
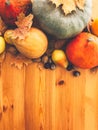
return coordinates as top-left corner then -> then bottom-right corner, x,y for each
31,0 -> 92,39
4,28 -> 48,59
0,0 -> 31,26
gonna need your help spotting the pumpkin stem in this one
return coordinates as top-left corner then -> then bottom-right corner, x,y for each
5,0 -> 10,6
87,37 -> 95,42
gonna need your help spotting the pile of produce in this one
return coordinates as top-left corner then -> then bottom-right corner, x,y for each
0,0 -> 98,75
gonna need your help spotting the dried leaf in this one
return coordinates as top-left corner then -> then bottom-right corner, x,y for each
10,53 -> 32,69
0,51 -> 6,63
50,0 -> 85,15
37,63 -> 44,71
13,27 -> 30,40
75,0 -> 85,10
31,0 -> 34,3
13,13 -> 34,40
0,17 -> 7,35
63,0 -> 76,14
86,19 -> 93,33
15,12 -> 33,29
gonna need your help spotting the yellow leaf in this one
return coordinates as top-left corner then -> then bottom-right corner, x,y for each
0,51 -> 6,63
10,53 -> 32,69
50,0 -> 85,15
62,0 -> 76,14
15,13 -> 33,29
50,0 -> 62,7
75,0 -> 85,10
13,13 -> 34,40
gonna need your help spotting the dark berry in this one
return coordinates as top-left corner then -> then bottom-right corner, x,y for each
73,70 -> 81,77
66,63 -> 74,71
50,63 -> 56,70
44,62 -> 51,69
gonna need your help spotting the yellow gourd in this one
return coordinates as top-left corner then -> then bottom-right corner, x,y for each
4,27 -> 48,58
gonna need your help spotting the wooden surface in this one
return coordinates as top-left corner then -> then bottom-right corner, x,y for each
0,0 -> 98,130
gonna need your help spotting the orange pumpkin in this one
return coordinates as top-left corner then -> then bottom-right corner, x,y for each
0,0 -> 32,26
65,32 -> 98,69
91,18 -> 98,36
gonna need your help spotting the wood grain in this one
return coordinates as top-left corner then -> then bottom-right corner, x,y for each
0,0 -> 98,130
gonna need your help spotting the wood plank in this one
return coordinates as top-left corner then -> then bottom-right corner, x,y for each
0,64 -> 3,130
1,53 -> 25,130
0,0 -> 98,130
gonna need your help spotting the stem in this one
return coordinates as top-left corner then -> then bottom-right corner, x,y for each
87,37 -> 95,42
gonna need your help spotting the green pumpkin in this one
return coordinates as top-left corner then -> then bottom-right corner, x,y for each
32,0 -> 92,39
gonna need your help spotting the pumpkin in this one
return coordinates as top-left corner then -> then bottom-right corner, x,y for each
0,0 -> 32,26
90,18 -> 98,37
65,32 -> 98,69
31,0 -> 92,39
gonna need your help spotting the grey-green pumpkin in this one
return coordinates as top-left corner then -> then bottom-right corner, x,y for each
31,0 -> 92,39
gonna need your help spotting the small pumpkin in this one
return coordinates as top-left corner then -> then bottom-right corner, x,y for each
31,0 -> 92,39
0,0 -> 32,26
65,32 -> 98,69
90,18 -> 98,37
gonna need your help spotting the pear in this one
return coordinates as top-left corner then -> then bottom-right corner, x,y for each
52,49 -> 68,68
65,32 -> 98,69
0,36 -> 6,54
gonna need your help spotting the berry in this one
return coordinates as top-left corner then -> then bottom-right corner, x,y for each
44,62 -> 51,69
50,63 -> 56,70
73,70 -> 81,77
66,63 -> 74,71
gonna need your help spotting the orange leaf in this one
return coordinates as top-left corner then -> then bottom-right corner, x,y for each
0,17 -> 7,35
10,53 -> 32,69
15,12 -> 33,29
13,13 -> 34,40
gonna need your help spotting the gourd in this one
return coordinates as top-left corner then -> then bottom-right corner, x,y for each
31,0 -> 92,39
4,28 -> 48,59
4,13 -> 48,59
0,0 -> 31,26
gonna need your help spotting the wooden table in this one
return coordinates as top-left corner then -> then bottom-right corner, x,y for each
0,0 -> 98,130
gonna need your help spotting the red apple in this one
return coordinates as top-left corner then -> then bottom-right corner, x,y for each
0,0 -> 31,26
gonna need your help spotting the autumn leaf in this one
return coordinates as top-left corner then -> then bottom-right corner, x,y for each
15,12 -> 33,29
50,0 -> 85,15
10,53 -> 32,69
0,51 -> 6,63
75,0 -> 85,10
0,17 -> 7,35
86,19 -> 93,33
13,13 -> 34,40
31,0 -> 34,3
